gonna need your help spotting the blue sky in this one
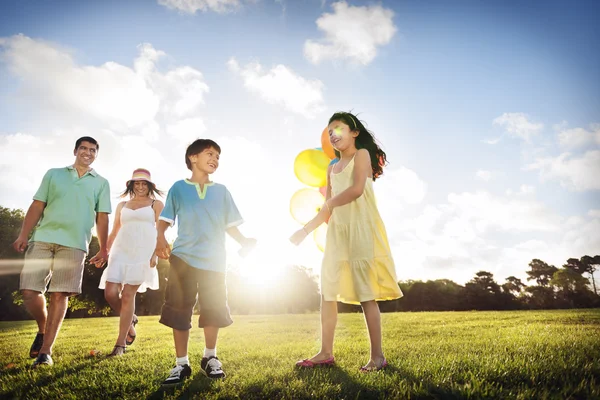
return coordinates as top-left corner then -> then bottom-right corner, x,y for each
1,0 -> 599,285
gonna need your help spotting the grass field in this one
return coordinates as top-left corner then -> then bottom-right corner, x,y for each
1,310 -> 599,399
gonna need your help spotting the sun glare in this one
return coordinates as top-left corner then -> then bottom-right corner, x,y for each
236,240 -> 297,286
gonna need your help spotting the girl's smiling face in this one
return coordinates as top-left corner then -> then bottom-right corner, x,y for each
328,120 -> 358,152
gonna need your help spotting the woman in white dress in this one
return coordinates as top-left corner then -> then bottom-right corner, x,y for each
99,168 -> 164,357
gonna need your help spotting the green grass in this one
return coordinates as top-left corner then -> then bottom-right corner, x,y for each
1,310 -> 599,399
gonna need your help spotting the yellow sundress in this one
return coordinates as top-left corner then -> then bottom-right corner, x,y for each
321,155 -> 403,305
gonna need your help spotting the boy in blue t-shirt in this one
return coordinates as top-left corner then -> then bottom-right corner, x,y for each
155,139 -> 256,385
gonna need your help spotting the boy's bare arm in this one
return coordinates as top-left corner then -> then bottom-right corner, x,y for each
155,220 -> 172,259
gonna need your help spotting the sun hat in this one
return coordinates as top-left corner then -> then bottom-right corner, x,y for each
126,168 -> 153,186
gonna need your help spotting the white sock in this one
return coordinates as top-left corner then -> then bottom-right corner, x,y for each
176,355 -> 189,366
203,348 -> 217,358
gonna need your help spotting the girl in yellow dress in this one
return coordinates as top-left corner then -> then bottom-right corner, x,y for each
290,111 -> 403,372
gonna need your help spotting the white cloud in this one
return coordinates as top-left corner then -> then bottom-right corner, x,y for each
525,150 -> 600,191
493,112 -> 543,143
0,35 -> 159,129
557,124 -> 600,149
384,186 -> 566,283
157,0 -> 243,14
476,169 -> 492,181
166,118 -> 207,145
375,166 -> 427,223
483,137 -> 501,145
227,57 -> 325,117
304,1 -> 396,65
0,36 -> 210,137
589,209 -> 600,218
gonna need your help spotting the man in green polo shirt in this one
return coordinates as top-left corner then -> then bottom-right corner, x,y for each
13,136 -> 112,367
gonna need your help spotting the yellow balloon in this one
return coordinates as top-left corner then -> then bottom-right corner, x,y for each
290,188 -> 324,225
314,224 -> 328,252
294,149 -> 331,187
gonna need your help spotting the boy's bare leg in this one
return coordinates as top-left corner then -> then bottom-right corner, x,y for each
203,326 -> 219,350
173,329 -> 190,358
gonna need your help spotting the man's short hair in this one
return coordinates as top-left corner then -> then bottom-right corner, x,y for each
75,136 -> 99,151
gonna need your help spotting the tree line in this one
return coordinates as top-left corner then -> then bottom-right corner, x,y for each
0,206 -> 598,320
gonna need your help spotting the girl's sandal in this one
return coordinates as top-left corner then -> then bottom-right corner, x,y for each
360,359 -> 388,372
126,315 -> 138,346
295,356 -> 335,368
107,345 -> 126,357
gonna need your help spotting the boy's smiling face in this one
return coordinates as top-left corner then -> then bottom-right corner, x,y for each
189,146 -> 220,174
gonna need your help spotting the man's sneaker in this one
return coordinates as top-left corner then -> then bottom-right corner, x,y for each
161,364 -> 192,385
29,333 -> 44,358
32,353 -> 53,367
201,356 -> 226,379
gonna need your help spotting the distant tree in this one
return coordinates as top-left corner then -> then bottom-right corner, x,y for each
502,276 -> 526,296
580,255 -> 600,295
563,258 -> 587,275
550,268 -> 597,308
0,206 -> 29,321
526,259 -> 558,287
464,271 -> 503,310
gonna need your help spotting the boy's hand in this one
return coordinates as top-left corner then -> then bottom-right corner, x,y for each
155,235 -> 171,259
289,229 -> 308,246
238,237 -> 257,258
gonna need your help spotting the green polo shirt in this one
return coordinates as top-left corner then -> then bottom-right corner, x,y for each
30,166 -> 112,252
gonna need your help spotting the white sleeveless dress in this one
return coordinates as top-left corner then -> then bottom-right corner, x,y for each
99,205 -> 159,293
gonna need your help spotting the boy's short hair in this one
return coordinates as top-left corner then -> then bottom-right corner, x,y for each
75,136 -> 99,151
185,139 -> 221,170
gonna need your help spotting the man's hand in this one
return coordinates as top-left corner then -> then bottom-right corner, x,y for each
12,235 -> 29,253
155,234 -> 171,260
89,248 -> 108,268
289,229 -> 308,246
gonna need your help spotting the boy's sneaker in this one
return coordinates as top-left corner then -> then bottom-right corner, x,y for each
32,353 -> 53,367
201,356 -> 226,379
29,333 -> 44,358
161,364 -> 192,385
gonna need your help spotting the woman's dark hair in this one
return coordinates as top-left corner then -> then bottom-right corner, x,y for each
119,180 -> 164,199
185,139 -> 221,170
328,112 -> 387,180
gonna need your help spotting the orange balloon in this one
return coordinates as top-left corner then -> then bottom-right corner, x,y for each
321,127 -> 336,160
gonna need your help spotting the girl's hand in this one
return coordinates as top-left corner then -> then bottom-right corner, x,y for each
238,238 -> 257,257
150,255 -> 158,268
289,228 -> 308,246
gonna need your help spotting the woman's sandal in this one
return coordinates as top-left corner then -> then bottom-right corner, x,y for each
359,358 -> 388,372
107,345 -> 126,357
125,315 -> 138,346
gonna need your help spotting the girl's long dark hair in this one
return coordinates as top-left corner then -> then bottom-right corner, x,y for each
328,112 -> 387,180
119,180 -> 165,199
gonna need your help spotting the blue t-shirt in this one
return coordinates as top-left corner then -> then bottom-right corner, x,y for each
159,179 -> 243,272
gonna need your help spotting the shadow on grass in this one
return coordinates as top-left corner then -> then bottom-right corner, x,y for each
1,357 -> 104,399
147,369 -> 217,400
